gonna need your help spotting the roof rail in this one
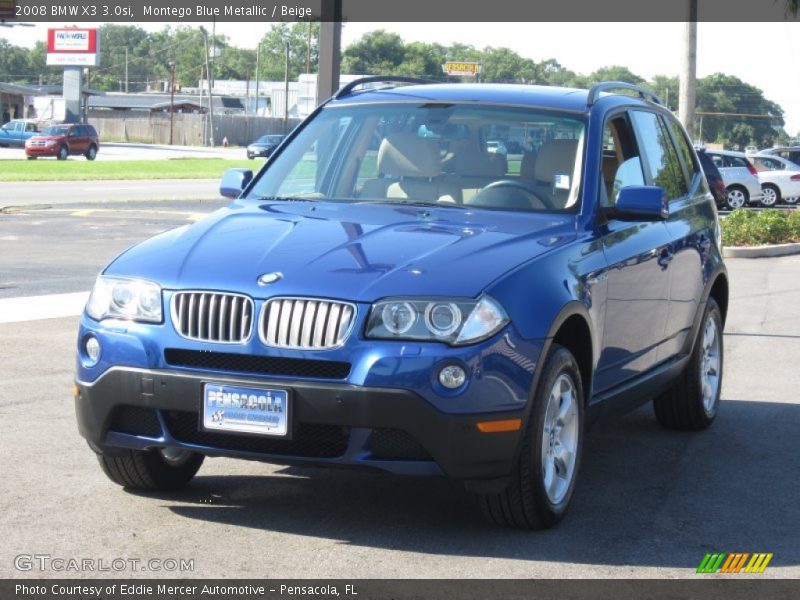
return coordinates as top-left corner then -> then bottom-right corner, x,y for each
587,81 -> 664,107
333,76 -> 437,100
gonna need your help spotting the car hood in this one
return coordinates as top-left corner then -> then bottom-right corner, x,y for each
28,135 -> 66,142
106,200 -> 576,301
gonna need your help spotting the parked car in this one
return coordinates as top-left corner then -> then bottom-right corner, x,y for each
75,79 -> 727,530
703,149 -> 763,209
696,149 -> 727,209
246,134 -> 285,159
750,155 -> 800,205
0,119 -> 40,148
25,123 -> 99,160
759,146 -> 800,168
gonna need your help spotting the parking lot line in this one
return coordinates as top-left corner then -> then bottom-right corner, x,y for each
0,291 -> 89,324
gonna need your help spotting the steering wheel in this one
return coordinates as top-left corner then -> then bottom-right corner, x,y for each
471,179 -> 556,210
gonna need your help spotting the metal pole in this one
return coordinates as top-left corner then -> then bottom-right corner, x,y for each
284,42 -> 290,133
169,61 -> 175,145
125,47 -> 128,93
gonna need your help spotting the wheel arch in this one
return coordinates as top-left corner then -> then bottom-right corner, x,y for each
546,302 -> 595,405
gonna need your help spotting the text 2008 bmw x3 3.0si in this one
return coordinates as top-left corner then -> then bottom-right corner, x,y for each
75,79 -> 727,529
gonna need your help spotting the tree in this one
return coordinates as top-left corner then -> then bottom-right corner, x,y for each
256,22 -> 319,82
588,65 -> 644,85
341,30 -> 406,75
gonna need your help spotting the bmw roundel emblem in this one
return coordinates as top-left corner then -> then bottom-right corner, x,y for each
257,272 -> 283,286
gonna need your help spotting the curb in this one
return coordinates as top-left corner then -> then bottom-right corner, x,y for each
723,242 -> 800,258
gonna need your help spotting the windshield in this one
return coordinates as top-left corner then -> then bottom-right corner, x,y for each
246,102 -> 585,213
258,135 -> 284,144
42,126 -> 69,136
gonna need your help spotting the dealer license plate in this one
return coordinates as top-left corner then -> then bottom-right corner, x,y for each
202,383 -> 289,437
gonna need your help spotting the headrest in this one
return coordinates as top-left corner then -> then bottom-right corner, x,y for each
519,152 -> 537,180
534,139 -> 578,183
453,150 -> 507,178
377,133 -> 441,178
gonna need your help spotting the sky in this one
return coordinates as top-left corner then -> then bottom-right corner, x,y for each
3,21 -> 800,134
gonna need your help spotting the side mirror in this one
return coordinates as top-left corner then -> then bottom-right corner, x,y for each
614,186 -> 668,221
219,168 -> 253,199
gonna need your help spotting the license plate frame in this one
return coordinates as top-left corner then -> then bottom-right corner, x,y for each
201,382 -> 290,438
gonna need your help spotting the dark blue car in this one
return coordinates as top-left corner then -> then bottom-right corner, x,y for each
75,79 -> 727,529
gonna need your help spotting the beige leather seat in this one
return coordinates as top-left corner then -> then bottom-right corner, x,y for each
452,150 -> 508,204
359,133 -> 458,204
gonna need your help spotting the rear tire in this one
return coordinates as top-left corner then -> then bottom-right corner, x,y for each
725,186 -> 748,210
654,297 -> 723,431
57,145 -> 68,161
476,344 -> 584,530
85,145 -> 97,160
96,448 -> 204,491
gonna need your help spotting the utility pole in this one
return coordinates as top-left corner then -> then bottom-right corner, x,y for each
284,42 -> 290,133
316,0 -> 342,105
306,21 -> 311,74
169,61 -> 175,145
254,42 -> 260,117
679,0 -> 698,139
124,47 -> 129,93
202,28 -> 215,147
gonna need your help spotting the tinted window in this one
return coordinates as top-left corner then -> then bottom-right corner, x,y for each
663,116 -> 699,185
753,157 -> 782,171
85,125 -> 97,137
725,155 -> 750,168
630,111 -> 687,199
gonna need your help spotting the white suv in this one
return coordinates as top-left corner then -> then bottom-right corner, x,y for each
704,150 -> 763,209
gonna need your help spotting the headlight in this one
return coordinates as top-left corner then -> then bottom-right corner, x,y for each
45,140 -> 56,146
366,295 -> 508,345
86,276 -> 163,323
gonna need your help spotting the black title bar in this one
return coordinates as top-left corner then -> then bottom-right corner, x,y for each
5,0 -> 800,23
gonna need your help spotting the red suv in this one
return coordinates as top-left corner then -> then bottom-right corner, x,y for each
25,123 -> 100,160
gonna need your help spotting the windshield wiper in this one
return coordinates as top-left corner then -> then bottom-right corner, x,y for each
358,199 -> 466,209
250,195 -> 322,202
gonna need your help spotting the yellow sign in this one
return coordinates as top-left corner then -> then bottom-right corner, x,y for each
442,62 -> 482,77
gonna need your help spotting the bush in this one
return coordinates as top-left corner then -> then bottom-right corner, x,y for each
722,208 -> 800,246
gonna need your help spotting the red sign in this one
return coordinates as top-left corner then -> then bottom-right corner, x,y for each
47,28 -> 98,54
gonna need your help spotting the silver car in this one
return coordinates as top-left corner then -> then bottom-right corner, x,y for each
704,150 -> 763,209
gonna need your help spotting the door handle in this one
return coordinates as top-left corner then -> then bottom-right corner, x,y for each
658,249 -> 674,270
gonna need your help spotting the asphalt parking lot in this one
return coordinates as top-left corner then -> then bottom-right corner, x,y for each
0,202 -> 798,578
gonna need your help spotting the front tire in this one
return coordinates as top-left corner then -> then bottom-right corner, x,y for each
97,448 -> 204,491
760,184 -> 780,207
654,297 -> 723,430
477,344 -> 584,530
57,145 -> 68,161
725,186 -> 748,210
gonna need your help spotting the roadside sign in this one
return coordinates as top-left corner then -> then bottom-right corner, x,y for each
46,28 -> 100,67
442,62 -> 482,77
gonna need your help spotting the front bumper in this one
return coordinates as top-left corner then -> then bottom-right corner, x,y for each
75,367 -> 527,479
25,145 -> 59,157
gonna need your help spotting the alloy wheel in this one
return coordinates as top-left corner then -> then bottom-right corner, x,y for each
541,372 -> 579,505
700,315 -> 721,416
726,188 -> 746,209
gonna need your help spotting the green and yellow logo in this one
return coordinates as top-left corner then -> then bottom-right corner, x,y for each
697,552 -> 773,574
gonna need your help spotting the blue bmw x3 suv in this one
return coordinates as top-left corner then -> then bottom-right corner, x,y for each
75,79 -> 728,529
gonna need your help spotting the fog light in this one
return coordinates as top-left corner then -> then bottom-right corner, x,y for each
439,365 -> 466,389
85,336 -> 101,365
